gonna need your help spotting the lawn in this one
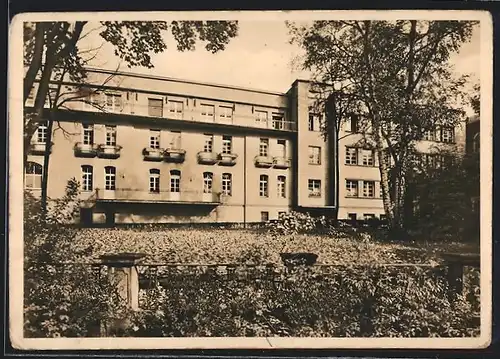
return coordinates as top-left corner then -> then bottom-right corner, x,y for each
70,226 -> 480,265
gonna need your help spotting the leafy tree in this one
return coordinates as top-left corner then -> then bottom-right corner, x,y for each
470,83 -> 480,116
288,20 -> 475,238
23,20 -> 239,214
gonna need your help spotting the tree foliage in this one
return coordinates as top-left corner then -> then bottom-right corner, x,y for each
288,20 -> 476,236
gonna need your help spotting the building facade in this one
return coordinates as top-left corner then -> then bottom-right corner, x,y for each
24,68 -> 466,225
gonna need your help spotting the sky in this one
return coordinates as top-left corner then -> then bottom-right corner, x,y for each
79,20 -> 481,95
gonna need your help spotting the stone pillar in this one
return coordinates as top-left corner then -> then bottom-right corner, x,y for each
99,252 -> 146,336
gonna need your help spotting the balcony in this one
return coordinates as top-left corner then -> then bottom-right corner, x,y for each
197,151 -> 218,165
74,142 -> 98,158
97,144 -> 122,159
273,157 -> 291,169
143,147 -> 165,161
254,155 -> 273,168
95,188 -> 221,205
218,152 -> 238,166
164,148 -> 186,163
29,142 -> 52,156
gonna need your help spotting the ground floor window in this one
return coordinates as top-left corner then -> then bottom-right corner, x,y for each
261,211 -> 269,222
25,162 -> 42,189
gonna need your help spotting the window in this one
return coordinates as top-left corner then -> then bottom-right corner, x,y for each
168,100 -> 184,119
36,121 -> 48,144
345,115 -> 359,132
345,147 -> 358,165
361,149 -> 375,166
105,93 -> 122,112
259,175 -> 269,197
28,86 -> 35,100
148,98 -> 164,117
361,118 -> 373,134
348,213 -> 357,221
308,113 -> 321,131
219,106 -> 233,122
308,146 -> 321,165
149,169 -> 160,193
203,134 -> 214,152
472,133 -> 480,153
170,170 -> 181,193
169,131 -> 181,149
440,126 -> 455,143
200,104 -> 215,121
346,180 -> 358,197
222,173 -> 232,196
255,110 -> 268,127
308,179 -> 321,197
81,165 -> 93,192
277,176 -> 286,198
364,213 -> 375,220
150,129 -> 161,149
104,166 -> 116,190
261,211 -> 269,222
105,125 -> 117,146
203,172 -> 213,193
362,181 -> 375,198
380,214 -> 387,221
272,113 -> 285,130
278,211 -> 287,218
259,138 -> 269,156
277,139 -> 286,158
222,136 -> 232,154
424,129 -> 436,141
25,162 -> 42,189
82,124 -> 94,145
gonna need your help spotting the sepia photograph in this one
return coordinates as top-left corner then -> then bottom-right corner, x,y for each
8,10 -> 492,350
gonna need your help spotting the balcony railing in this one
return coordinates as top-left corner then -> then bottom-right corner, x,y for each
197,151 -> 218,165
74,142 -> 98,158
143,147 -> 165,161
218,152 -> 238,166
254,155 -> 274,168
97,144 -> 122,159
30,142 -> 52,155
164,148 -> 186,163
95,188 -> 221,204
273,156 -> 291,169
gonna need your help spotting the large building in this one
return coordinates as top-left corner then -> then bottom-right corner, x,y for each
24,68 -> 465,225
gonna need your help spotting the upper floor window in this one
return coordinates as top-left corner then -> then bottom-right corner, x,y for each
219,106 -> 233,123
105,125 -> 117,146
272,113 -> 285,130
440,126 -> 455,143
82,124 -> 94,145
200,104 -> 215,121
424,129 -> 436,141
148,98 -> 164,117
277,175 -> 286,198
362,180 -> 375,198
168,100 -> 184,119
150,129 -> 161,149
345,147 -> 358,165
36,121 -> 48,144
169,131 -> 181,149
259,174 -> 269,197
345,114 -> 359,133
222,173 -> 232,196
346,179 -> 358,197
203,172 -> 213,193
25,162 -> 42,189
222,136 -> 233,154
170,170 -> 181,192
104,166 -> 116,190
276,139 -> 286,158
361,149 -> 375,166
308,179 -> 321,197
203,134 -> 214,152
308,146 -> 321,165
81,165 -> 93,192
259,138 -> 269,156
308,113 -> 321,131
149,168 -> 160,193
105,93 -> 122,112
255,110 -> 268,127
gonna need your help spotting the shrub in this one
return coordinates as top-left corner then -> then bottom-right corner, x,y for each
265,211 -> 326,236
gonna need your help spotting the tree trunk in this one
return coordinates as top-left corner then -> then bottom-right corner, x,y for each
24,23 -> 45,104
40,112 -> 55,218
